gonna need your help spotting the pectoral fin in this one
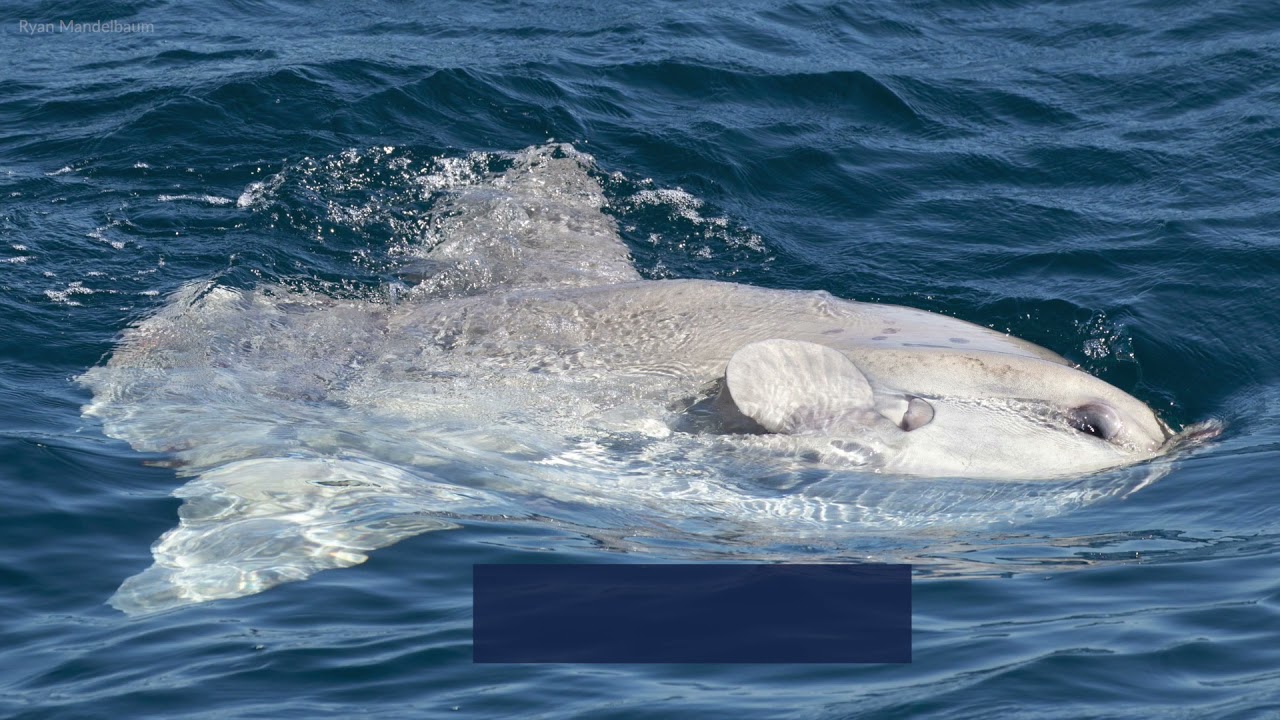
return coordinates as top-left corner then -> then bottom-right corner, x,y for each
722,339 -> 877,434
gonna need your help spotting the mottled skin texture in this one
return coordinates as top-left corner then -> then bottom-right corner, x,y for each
382,278 -> 1173,479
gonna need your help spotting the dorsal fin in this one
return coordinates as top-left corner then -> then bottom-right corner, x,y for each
723,339 -> 876,434
407,145 -> 641,297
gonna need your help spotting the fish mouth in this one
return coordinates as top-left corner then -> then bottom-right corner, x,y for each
1162,418 -> 1225,452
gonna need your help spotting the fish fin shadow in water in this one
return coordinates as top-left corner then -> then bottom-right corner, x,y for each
108,456 -> 510,616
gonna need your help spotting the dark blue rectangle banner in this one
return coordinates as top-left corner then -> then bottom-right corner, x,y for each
473,563 -> 911,663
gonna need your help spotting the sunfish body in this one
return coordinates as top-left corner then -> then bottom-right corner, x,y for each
79,145 -> 1214,613
379,276 -> 1174,479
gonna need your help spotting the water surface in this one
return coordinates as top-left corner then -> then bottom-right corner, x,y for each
2,1 -> 1279,718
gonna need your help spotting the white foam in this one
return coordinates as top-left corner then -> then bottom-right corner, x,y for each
157,194 -> 235,206
236,172 -> 286,208
45,281 -> 97,305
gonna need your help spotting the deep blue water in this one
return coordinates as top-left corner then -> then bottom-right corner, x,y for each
3,0 -> 1280,717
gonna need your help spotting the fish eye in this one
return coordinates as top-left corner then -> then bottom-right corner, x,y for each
1068,403 -> 1121,441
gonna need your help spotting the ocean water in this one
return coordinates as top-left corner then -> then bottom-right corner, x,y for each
2,0 -> 1279,717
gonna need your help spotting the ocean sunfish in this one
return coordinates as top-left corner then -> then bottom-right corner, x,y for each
79,145 -> 1216,613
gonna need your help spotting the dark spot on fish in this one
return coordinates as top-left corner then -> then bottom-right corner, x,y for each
950,337 -> 969,344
